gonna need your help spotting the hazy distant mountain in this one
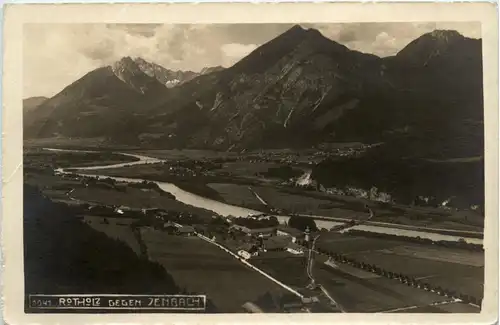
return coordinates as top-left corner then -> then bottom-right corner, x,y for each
200,66 -> 225,75
23,96 -> 48,113
114,57 -> 221,89
24,57 -> 203,141
23,62 -> 169,141
24,26 -> 483,159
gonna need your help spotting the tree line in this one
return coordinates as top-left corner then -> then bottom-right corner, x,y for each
294,238 -> 482,307
24,184 -> 181,298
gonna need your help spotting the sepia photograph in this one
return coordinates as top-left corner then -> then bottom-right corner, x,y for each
2,2 -> 498,324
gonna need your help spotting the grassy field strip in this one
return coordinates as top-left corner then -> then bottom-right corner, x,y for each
195,232 -> 306,299
379,246 -> 484,267
349,250 -> 484,300
306,244 -> 482,309
380,298 -> 461,313
343,248 -> 389,256
207,183 -> 263,207
354,220 -> 483,235
298,214 -> 483,237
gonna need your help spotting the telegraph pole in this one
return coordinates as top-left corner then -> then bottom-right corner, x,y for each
305,226 -> 320,289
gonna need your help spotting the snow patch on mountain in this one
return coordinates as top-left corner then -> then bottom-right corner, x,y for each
166,79 -> 181,88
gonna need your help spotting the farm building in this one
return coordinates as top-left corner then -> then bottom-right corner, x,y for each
301,296 -> 319,304
238,243 -> 259,257
286,242 -> 304,255
280,293 -> 304,311
114,206 -> 136,216
237,250 -> 252,260
88,205 -> 116,216
230,224 -> 276,237
141,208 -> 164,215
193,224 -> 209,234
262,236 -> 290,252
162,221 -> 177,228
176,225 -> 196,236
276,226 -> 304,243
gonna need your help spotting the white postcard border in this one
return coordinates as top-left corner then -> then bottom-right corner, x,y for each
2,2 -> 498,325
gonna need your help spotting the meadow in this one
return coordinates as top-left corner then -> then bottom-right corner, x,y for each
139,229 -> 288,312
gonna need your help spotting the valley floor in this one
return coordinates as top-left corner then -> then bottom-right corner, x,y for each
22,146 -> 485,313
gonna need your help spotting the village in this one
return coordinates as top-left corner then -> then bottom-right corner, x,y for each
76,200 -> 311,262
22,149 -> 485,313
41,168 -> 313,262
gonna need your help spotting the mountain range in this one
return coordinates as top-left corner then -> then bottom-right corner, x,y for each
24,25 -> 483,159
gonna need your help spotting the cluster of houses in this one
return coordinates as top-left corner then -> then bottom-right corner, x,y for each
62,194 -> 311,258
233,224 -> 308,260
86,205 -> 199,236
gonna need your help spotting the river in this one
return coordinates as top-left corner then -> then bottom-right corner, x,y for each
48,148 -> 483,245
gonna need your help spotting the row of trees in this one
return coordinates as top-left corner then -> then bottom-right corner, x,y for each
288,215 -> 318,232
295,240 -> 482,306
233,216 -> 279,229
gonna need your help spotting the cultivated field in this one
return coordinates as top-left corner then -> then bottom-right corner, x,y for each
139,229 -> 288,312
314,261 -> 469,313
350,251 -> 484,299
83,215 -> 142,255
317,232 -> 402,254
207,183 -> 265,208
251,256 -> 310,289
316,232 -> 484,300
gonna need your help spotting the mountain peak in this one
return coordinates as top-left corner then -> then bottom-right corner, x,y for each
305,27 -> 322,35
428,29 -> 464,40
395,29 -> 471,65
283,25 -> 325,39
288,24 -> 307,33
112,56 -> 140,71
410,29 -> 466,48
114,56 -> 137,68
230,24 -> 338,74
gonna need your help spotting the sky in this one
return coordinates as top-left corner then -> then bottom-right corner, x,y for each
23,22 -> 481,98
